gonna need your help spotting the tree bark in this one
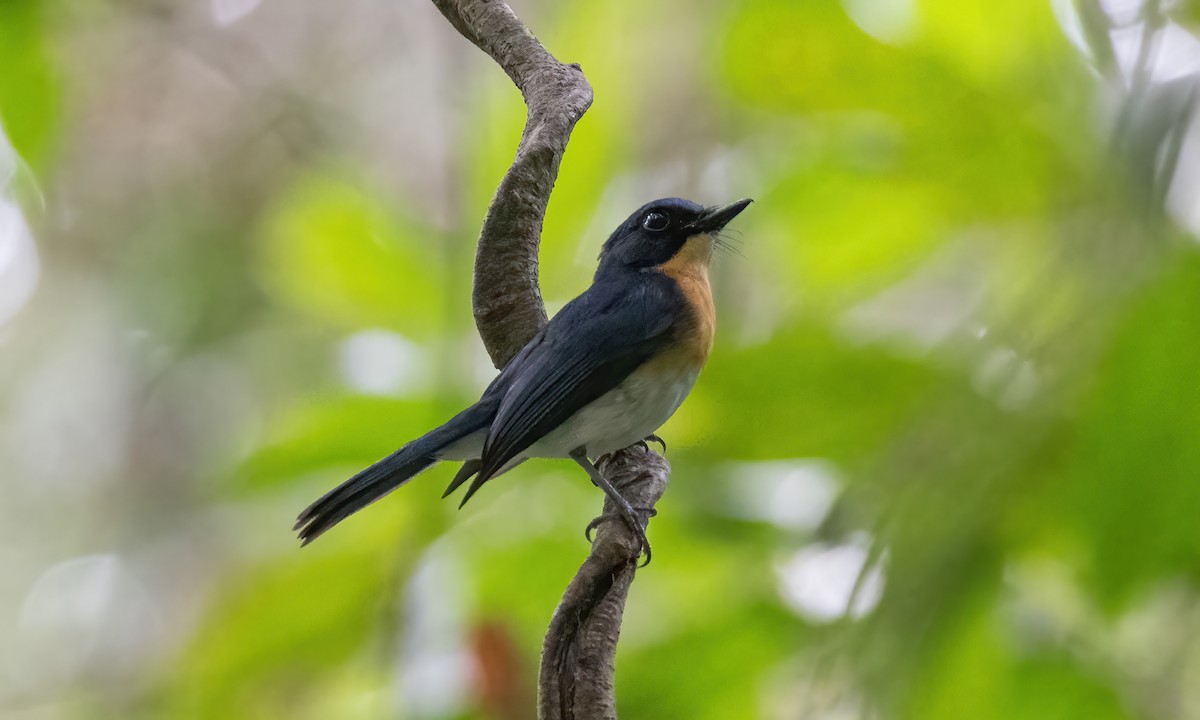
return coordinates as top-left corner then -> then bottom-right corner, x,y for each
431,0 -> 590,368
428,2 -> 671,718
538,448 -> 669,720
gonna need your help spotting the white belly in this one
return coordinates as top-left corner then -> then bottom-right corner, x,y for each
528,362 -> 699,458
436,363 -> 700,463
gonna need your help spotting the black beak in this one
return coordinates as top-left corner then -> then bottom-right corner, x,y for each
691,198 -> 753,233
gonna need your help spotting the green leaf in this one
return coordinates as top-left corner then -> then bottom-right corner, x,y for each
235,396 -> 446,492
1057,254 -> 1200,608
0,0 -> 60,174
164,546 -> 400,719
672,320 -> 939,462
904,590 -> 1129,720
258,173 -> 445,337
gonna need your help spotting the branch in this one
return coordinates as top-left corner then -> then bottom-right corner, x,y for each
539,447 -> 670,720
431,0 -> 593,367
428,2 -> 671,718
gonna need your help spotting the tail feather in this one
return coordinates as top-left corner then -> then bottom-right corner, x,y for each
295,447 -> 436,545
442,459 -> 481,499
295,402 -> 492,544
456,456 -> 527,508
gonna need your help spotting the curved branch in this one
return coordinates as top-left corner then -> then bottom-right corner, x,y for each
432,0 -> 593,366
539,447 -> 670,720
429,2 -> 670,718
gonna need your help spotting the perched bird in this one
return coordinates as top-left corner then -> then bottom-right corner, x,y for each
295,197 -> 752,561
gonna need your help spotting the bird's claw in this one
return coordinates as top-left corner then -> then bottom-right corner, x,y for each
644,434 -> 667,453
585,507 -> 657,566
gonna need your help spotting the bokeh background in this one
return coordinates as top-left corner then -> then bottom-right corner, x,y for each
3,0 -> 1200,718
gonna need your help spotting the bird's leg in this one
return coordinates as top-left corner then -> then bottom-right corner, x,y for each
569,448 -> 653,565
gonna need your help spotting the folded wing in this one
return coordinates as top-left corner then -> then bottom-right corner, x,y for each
458,277 -> 679,505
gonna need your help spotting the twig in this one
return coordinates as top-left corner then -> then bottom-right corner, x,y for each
428,2 -> 671,718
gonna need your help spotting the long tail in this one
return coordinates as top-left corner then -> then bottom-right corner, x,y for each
294,402 -> 492,545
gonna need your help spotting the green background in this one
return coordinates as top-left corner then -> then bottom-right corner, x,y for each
1,0 -> 1199,718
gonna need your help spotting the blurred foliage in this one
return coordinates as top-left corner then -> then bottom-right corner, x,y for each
0,0 -> 59,173
2,1 -> 1200,719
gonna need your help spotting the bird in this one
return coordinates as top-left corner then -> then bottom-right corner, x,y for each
295,197 -> 752,562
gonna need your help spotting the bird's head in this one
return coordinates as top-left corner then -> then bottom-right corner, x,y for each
596,197 -> 753,275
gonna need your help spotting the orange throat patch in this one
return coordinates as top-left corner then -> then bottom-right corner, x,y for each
656,234 -> 717,366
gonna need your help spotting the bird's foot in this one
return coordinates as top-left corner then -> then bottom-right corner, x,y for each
585,506 -> 657,566
569,448 -> 656,566
644,434 -> 667,453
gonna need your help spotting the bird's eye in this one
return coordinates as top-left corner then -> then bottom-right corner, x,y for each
642,212 -> 669,231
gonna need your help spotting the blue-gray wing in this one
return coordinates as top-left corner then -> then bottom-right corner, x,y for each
460,277 -> 679,503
